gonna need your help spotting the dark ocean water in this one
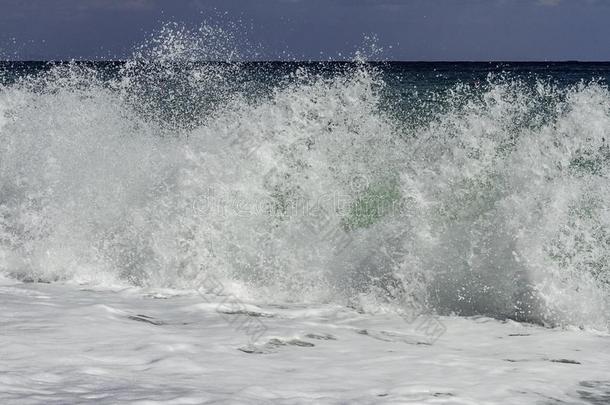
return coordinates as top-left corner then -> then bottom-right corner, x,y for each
4,61 -> 610,101
4,60 -> 610,82
3,60 -> 610,126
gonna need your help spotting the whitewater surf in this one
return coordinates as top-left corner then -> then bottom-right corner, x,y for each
1,24 -> 609,404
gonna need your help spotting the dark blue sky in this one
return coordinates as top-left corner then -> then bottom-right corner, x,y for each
0,0 -> 608,61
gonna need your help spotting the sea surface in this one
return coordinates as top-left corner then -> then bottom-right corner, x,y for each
1,29 -> 610,403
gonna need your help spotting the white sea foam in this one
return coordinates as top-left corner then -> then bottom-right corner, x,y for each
0,281 -> 608,404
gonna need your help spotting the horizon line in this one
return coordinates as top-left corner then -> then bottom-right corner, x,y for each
3,59 -> 610,64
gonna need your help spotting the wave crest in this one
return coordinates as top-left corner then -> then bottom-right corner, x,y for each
1,25 -> 609,330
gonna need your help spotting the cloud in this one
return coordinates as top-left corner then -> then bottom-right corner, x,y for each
79,0 -> 156,11
0,0 -> 157,19
538,0 -> 561,5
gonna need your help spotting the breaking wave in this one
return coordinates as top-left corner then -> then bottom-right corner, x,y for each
1,24 -> 609,331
